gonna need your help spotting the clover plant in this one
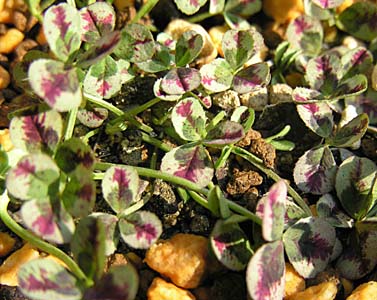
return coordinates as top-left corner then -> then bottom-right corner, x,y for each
2,0 -> 377,300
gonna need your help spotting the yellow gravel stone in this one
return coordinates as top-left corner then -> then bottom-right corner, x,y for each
208,25 -> 228,57
0,243 -> 40,286
0,28 -> 24,54
0,232 -> 15,257
0,129 -> 14,152
263,0 -> 304,24
0,7 -> 12,23
286,281 -> 338,300
346,281 -> 377,300
284,263 -> 305,298
145,233 -> 208,289
147,277 -> 196,300
0,65 -> 10,90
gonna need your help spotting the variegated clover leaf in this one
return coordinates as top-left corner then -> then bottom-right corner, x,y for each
293,146 -> 337,195
43,3 -> 82,62
174,0 -> 207,15
18,258 -> 82,300
28,59 -> 82,112
175,30 -> 204,67
210,220 -> 253,271
283,216 -> 336,278
161,68 -> 201,95
246,241 -> 285,300
335,155 -> 377,220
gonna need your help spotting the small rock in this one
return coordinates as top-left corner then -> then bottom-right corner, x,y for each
147,277 -> 196,300
14,38 -> 38,62
239,87 -> 268,111
250,138 -> 276,168
263,0 -> 304,23
286,281 -> 338,300
208,25 -> 228,57
12,10 -> 27,32
190,215 -> 210,234
346,281 -> 377,300
212,90 -> 240,111
268,84 -> 293,105
284,263 -> 305,298
0,64 -> 10,89
226,168 -> 263,195
236,129 -> 262,147
0,243 -> 40,286
0,232 -> 15,257
145,233 -> 208,289
0,28 -> 24,54
0,129 -> 13,151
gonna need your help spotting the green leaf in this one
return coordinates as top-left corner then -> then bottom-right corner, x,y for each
175,30 -> 204,67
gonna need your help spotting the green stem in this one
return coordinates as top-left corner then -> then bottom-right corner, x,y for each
94,162 -> 262,224
0,194 -> 92,286
127,98 -> 162,116
232,146 -> 312,216
64,107 -> 78,141
85,93 -> 153,133
131,0 -> 160,23
140,132 -> 172,152
82,128 -> 100,144
187,11 -> 217,23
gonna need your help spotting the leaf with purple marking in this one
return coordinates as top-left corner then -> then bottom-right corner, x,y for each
286,15 -> 323,56
222,29 -> 256,71
328,113 -> 368,147
10,110 -> 63,153
341,47 -> 373,80
28,59 -> 81,112
333,74 -> 368,98
172,97 -> 207,141
200,58 -> 233,93
304,0 -> 334,20
43,3 -> 81,61
71,215 -> 106,281
292,87 -> 323,103
80,1 -> 115,43
224,0 -> 262,17
224,12 -> 251,30
77,107 -> 108,128
55,138 -> 95,175
296,102 -> 334,138
352,88 -> 377,125
210,220 -> 253,271
306,53 -> 342,95
90,213 -> 119,256
204,121 -> 245,146
77,31 -> 121,68
21,198 -> 75,244
293,146 -> 337,195
153,78 -> 182,101
18,258 -> 81,300
61,174 -> 95,218
114,24 -> 155,63
83,265 -> 139,300
102,165 -> 139,214
337,2 -> 377,41
283,216 -> 336,278
174,0 -> 207,15
336,156 -> 377,220
262,180 -> 287,242
161,68 -> 201,95
84,56 -> 121,99
161,144 -> 214,188
136,44 -> 173,73
246,241 -> 285,300
232,62 -> 270,94
117,59 -> 135,84
175,30 -> 204,67
312,0 -> 344,9
316,194 -> 354,228
119,211 -> 162,249
6,154 -> 60,201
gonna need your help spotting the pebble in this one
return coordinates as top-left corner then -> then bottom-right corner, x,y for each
0,64 -> 10,89
0,28 -> 24,54
284,263 -> 305,298
239,87 -> 268,111
0,232 -> 15,257
212,90 -> 240,111
145,233 -> 208,289
263,0 -> 304,24
286,281 -> 338,300
346,281 -> 377,300
0,243 -> 40,286
0,129 -> 14,151
208,25 -> 228,57
147,277 -> 196,300
268,84 -> 293,105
